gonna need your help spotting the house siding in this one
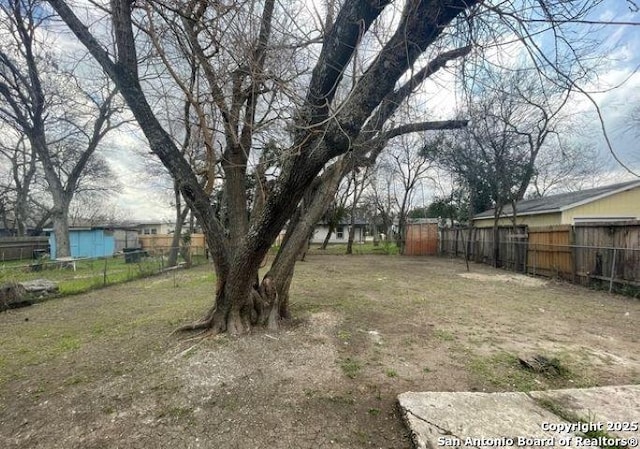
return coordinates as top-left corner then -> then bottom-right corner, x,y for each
136,223 -> 175,235
311,225 -> 364,244
561,187 -> 640,223
474,185 -> 640,228
473,212 -> 562,228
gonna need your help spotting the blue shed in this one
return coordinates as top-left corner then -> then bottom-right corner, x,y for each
48,227 -> 116,259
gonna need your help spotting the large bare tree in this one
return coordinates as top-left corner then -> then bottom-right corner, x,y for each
46,0 -> 610,334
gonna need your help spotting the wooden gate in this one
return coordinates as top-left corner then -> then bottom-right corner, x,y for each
527,225 -> 573,278
404,222 -> 439,256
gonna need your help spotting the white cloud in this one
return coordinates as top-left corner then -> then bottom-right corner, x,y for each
100,123 -> 175,221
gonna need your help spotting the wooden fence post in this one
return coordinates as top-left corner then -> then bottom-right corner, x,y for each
571,226 -> 577,283
609,248 -> 617,293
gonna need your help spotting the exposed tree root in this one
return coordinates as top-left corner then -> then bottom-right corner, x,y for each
178,328 -> 216,343
170,318 -> 214,336
171,275 -> 281,336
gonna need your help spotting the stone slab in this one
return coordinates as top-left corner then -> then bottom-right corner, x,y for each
398,391 -> 578,449
529,385 -> 640,440
19,279 -> 59,294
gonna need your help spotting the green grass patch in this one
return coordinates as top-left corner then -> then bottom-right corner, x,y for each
0,265 -> 215,391
63,374 -> 89,386
158,406 -> 194,420
434,329 -> 456,342
54,335 -> 81,354
337,330 -> 352,341
339,357 -> 362,379
535,398 -> 627,449
467,351 -> 595,392
1,255 -> 210,297
324,392 -> 356,405
307,242 -> 400,256
468,352 -> 548,391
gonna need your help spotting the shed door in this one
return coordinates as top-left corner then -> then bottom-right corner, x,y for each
70,232 -> 80,258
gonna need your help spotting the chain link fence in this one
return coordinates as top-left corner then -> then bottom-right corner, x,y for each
0,246 -> 209,297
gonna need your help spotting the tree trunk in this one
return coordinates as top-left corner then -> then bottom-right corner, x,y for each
346,215 -> 356,254
223,157 -> 249,249
167,222 -> 183,268
396,191 -> 410,254
321,224 -> 334,249
372,222 -> 379,246
183,254 -> 277,335
14,193 -> 28,237
167,187 -> 190,267
267,161 -> 345,318
177,161 -> 344,335
179,232 -> 193,268
397,214 -> 407,254
51,200 -> 71,258
492,213 -> 500,268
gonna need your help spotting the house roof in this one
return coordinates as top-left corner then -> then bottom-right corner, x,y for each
44,224 -> 138,232
318,216 -> 368,226
135,221 -> 175,227
473,180 -> 640,220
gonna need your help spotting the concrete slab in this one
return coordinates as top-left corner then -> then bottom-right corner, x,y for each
398,391 -> 576,449
20,279 -> 59,294
399,387 -> 640,449
529,385 -> 640,440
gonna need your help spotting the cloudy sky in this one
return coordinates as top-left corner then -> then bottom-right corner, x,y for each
576,1 -> 640,176
75,0 -> 640,221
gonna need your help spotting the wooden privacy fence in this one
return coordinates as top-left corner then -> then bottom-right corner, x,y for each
0,236 -> 50,261
138,233 -> 207,256
440,225 -> 527,270
440,221 -> 640,290
527,226 -> 572,278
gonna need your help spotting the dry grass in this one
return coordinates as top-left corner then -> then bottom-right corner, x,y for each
1,254 -> 638,448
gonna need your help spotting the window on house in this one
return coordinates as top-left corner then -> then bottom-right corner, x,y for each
336,226 -> 344,239
151,228 -> 157,235
143,229 -> 150,235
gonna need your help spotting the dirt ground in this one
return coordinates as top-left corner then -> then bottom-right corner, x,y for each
1,254 -> 639,448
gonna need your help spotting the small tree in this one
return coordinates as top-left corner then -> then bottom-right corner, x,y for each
389,134 -> 434,254
345,166 -> 371,254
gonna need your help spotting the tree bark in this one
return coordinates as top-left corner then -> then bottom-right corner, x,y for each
167,186 -> 190,268
321,224 -> 334,250
267,161 -> 345,319
492,208 -> 503,268
346,214 -> 356,254
10,140 -> 37,237
50,195 -> 71,258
